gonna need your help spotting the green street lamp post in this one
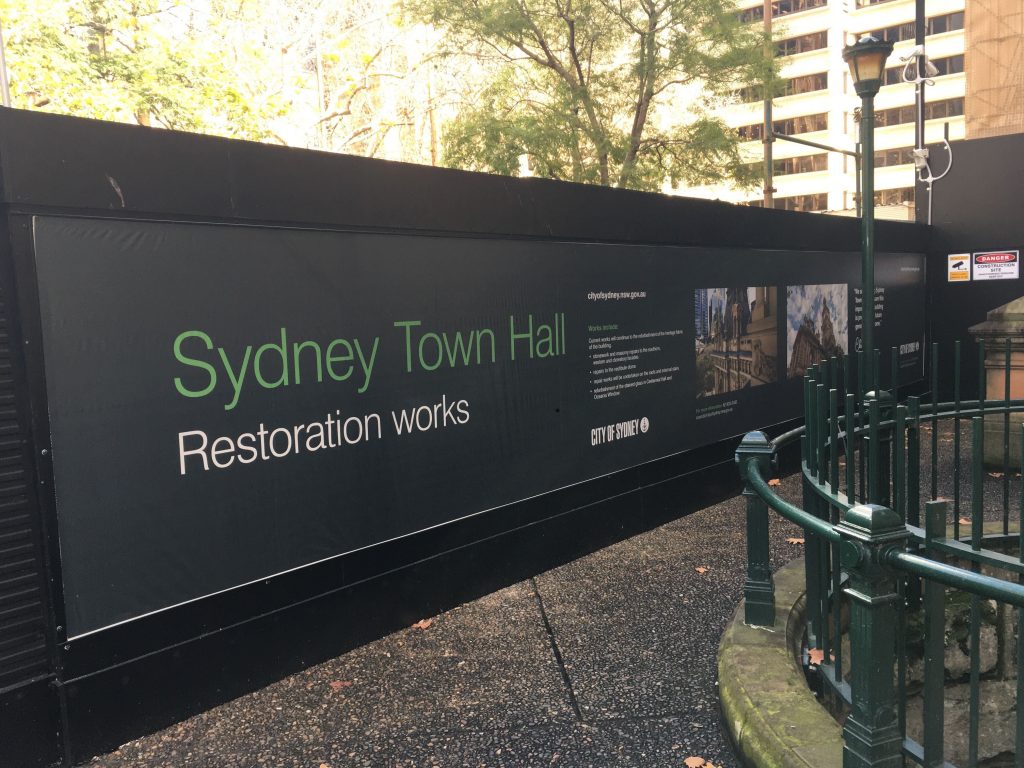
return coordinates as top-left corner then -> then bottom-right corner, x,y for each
843,34 -> 894,376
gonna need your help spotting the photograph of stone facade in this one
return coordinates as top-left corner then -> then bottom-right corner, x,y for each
695,287 -> 778,398
786,284 -> 848,379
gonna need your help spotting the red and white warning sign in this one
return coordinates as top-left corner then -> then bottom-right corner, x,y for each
973,250 -> 1019,281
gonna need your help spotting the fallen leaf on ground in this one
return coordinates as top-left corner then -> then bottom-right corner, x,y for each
808,648 -> 835,665
786,537 -> 805,545
320,763 -> 330,768
412,618 -> 433,630
768,478 -> 781,487
958,517 -> 971,525
683,758 -> 706,768
989,472 -> 1005,478
695,566 -> 709,574
328,680 -> 353,692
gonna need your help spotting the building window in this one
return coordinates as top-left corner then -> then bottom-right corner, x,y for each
774,153 -> 829,175
736,72 -> 827,102
739,6 -> 764,23
873,147 -> 916,167
864,12 -> 964,45
882,54 -> 964,86
777,31 -> 828,56
777,112 -> 829,135
874,188 -> 914,206
928,12 -> 965,35
873,97 -> 964,128
738,112 -> 828,140
787,72 -> 828,96
771,0 -> 828,17
773,193 -> 829,211
739,0 -> 827,23
744,153 -> 829,176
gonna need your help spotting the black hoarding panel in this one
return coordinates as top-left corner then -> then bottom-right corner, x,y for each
928,133 -> 1024,400
0,110 -> 927,253
31,216 -> 924,637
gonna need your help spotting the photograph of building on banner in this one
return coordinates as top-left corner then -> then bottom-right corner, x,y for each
695,287 -> 778,398
786,284 -> 848,379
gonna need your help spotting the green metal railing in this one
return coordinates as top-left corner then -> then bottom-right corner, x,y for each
736,340 -> 1024,768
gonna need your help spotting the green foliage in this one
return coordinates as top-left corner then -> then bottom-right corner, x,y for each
405,0 -> 778,191
0,0 -> 285,140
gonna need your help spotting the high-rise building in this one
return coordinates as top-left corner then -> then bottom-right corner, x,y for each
695,288 -> 709,340
680,0 -> 1024,218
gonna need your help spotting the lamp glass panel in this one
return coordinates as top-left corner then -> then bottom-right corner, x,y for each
856,50 -> 887,82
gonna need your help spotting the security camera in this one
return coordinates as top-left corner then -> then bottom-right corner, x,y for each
900,46 -> 939,83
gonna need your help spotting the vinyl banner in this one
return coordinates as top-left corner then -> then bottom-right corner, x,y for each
31,216 -> 925,636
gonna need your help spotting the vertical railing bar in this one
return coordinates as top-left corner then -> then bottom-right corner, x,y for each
874,348 -> 881,392
830,389 -> 840,499
816,381 -> 830,667
856,350 -> 864,405
807,373 -> 818,477
923,499 -> 947,768
897,572 -> 908,744
955,341 -> 962,541
892,345 -> 900,403
891,346 -> 899,514
830,388 -> 842,685
802,433 -> 822,652
890,392 -> 898,511
821,366 -> 830,649
896,405 -> 908,523
840,355 -> 850,502
1004,337 -> 1011,535
818,384 -> 828,489
858,351 -> 867,505
979,339 -> 987,417
846,393 -> 856,503
931,342 -> 939,501
1017,423 -> 1024,768
908,397 -> 921,529
858,349 -> 865,406
803,371 -> 821,651
969,416 -> 983,766
869,396 -> 880,504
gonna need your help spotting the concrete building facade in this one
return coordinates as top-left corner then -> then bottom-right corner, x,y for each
681,0 -> 1024,219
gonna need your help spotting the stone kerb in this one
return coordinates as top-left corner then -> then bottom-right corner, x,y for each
718,557 -> 843,768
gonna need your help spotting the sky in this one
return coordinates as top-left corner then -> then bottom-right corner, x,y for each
786,283 -> 848,365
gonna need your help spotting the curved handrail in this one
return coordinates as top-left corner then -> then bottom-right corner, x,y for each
887,550 -> 1024,608
749,452 -> 1024,606
801,464 -> 853,514
740,353 -> 1024,768
772,397 -> 1024,454
772,395 -> 1024,523
748,392 -> 1024,606
744,459 -> 842,543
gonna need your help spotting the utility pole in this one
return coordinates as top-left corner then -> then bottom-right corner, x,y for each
762,0 -> 774,208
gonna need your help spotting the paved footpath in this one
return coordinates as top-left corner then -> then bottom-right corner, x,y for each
87,477 -> 802,768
